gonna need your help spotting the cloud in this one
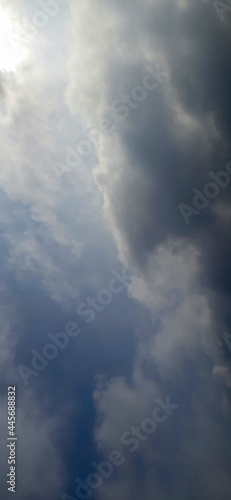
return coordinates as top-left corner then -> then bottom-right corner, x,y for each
213,365 -> 231,388
65,0 -> 231,376
0,1 -> 116,304
0,389 -> 65,500
0,300 -> 65,500
63,0 -> 231,497
0,0 -> 231,498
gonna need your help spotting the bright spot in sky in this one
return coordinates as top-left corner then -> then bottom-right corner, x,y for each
0,10 -> 27,72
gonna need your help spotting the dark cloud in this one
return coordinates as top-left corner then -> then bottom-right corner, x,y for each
88,0 -> 231,346
1,1 -> 231,499
64,1 -> 231,498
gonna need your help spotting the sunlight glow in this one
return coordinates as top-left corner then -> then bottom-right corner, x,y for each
0,10 -> 27,72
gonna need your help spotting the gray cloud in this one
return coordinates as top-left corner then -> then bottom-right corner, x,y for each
0,0 -> 231,498
64,1 -> 231,498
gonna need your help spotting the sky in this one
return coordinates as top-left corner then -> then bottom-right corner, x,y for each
0,0 -> 231,499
